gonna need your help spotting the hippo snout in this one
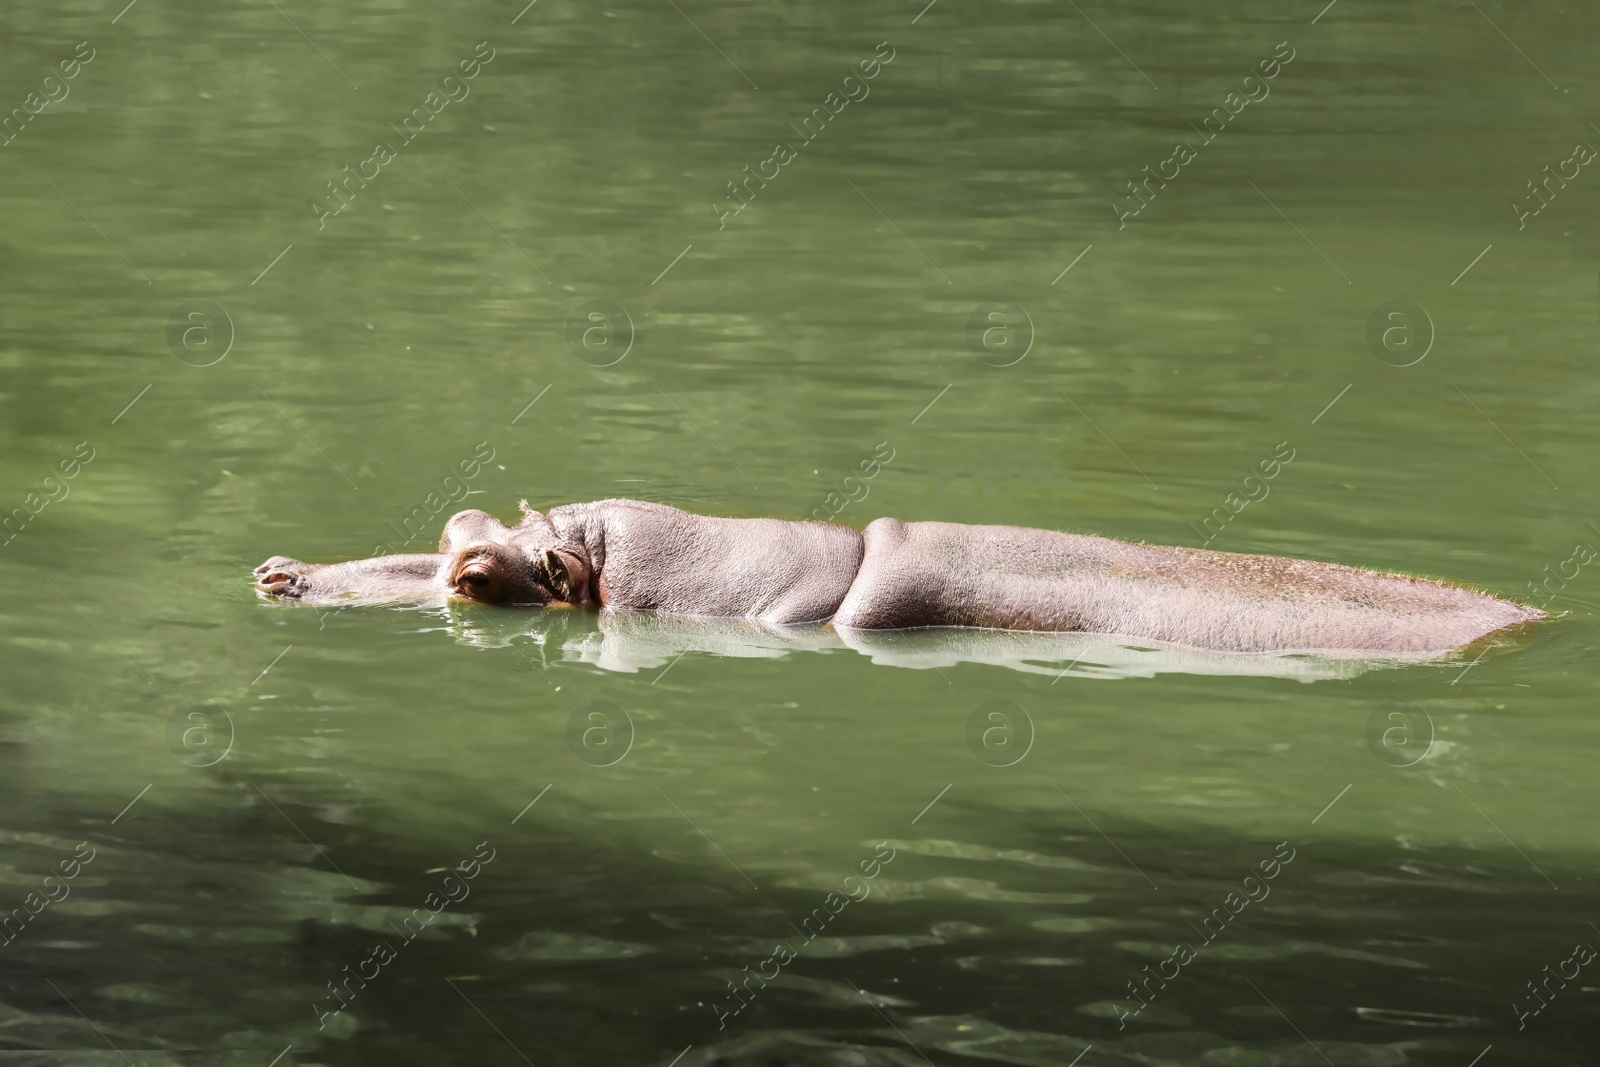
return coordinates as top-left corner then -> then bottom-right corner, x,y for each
253,557 -> 313,598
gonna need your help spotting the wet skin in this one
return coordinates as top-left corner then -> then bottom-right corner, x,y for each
254,498 -> 1543,656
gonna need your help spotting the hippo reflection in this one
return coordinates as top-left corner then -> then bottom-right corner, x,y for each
441,611 -> 1392,683
255,498 -> 1541,657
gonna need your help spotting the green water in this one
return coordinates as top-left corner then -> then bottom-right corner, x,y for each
3,0 -> 1598,1062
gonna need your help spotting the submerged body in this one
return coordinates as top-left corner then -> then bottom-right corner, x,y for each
253,498 -> 1541,655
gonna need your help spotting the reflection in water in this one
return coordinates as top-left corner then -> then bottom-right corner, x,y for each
441,606 -> 1413,682
831,623 -> 1401,682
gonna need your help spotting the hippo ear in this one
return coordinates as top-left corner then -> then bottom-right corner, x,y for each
519,499 -> 541,520
542,547 -> 573,600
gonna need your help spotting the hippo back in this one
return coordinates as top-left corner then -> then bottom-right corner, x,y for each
832,518 -> 1540,655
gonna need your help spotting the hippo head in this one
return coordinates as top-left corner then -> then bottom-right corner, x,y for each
442,505 -> 595,607
435,502 -> 598,604
446,533 -> 588,608
253,503 -> 596,607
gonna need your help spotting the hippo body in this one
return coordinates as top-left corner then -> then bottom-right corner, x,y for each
254,498 -> 1541,656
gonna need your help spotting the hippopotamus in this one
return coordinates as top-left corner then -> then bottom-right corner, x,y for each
252,498 -> 1542,656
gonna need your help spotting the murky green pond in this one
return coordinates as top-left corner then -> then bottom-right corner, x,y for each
3,0 -> 1598,1063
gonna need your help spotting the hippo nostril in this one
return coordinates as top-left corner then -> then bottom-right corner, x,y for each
256,571 -> 305,598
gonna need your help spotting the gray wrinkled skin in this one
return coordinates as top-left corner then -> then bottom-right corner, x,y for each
254,498 -> 1542,656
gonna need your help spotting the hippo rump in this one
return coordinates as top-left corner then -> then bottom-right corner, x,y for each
253,498 -> 1542,656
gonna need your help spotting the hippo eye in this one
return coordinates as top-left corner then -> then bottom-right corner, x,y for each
455,563 -> 498,600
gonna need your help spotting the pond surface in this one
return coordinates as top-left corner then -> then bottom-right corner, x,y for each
2,0 -> 1598,1063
